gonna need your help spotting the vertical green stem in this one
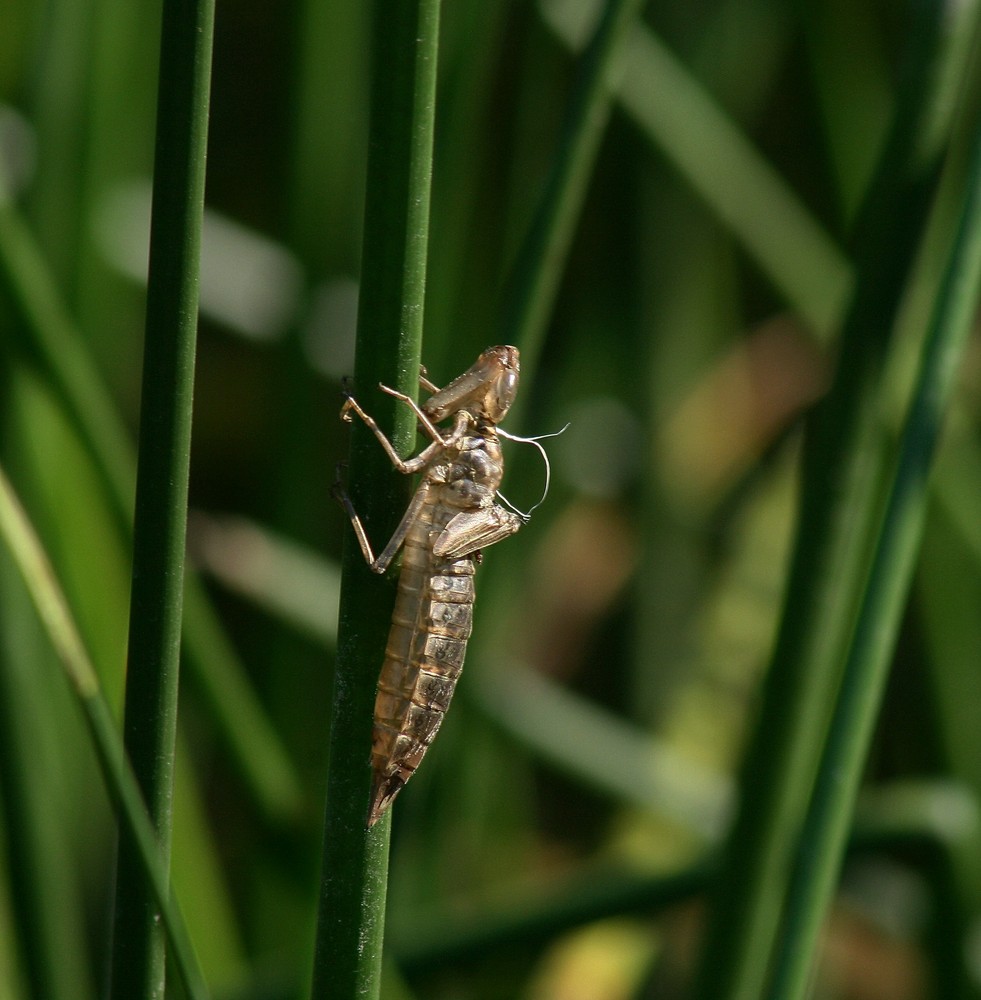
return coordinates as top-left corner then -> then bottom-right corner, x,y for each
765,93 -> 981,1000
109,0 -> 215,995
309,1 -> 441,997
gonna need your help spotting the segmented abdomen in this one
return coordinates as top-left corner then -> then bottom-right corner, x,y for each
369,495 -> 474,825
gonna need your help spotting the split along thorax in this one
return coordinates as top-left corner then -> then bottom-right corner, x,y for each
429,420 -> 504,511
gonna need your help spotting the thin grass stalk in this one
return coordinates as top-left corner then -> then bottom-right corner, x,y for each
109,0 -> 214,994
286,2 -> 367,273
0,465 -> 209,1000
500,0 -> 645,410
309,0 -> 441,996
694,6 -> 951,998
23,0 -> 93,289
540,1 -> 852,339
0,559 -> 93,1000
0,162 -> 302,827
0,177 -> 133,505
764,87 -> 981,1000
473,0 -> 644,666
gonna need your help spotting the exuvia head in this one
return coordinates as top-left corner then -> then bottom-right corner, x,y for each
423,346 -> 520,424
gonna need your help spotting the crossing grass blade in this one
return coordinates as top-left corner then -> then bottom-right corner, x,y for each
501,0 -> 647,397
694,5 -> 981,997
764,59 -> 981,1000
0,465 -> 209,1000
0,145 -> 303,832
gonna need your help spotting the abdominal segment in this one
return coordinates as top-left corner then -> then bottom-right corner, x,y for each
368,550 -> 475,825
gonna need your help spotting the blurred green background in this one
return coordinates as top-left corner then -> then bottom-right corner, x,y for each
3,0 -> 981,998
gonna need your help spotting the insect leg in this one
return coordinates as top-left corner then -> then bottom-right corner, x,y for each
332,471 -> 377,566
340,393 -> 435,474
333,478 -> 433,574
370,481 -> 433,572
418,364 -> 440,395
377,384 -> 445,444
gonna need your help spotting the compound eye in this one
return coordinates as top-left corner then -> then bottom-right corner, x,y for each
494,369 -> 518,415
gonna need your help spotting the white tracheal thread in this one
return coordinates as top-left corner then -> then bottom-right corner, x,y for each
496,423 -> 570,521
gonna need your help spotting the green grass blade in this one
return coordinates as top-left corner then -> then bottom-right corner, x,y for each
0,465 -> 209,1000
180,579 -> 304,822
189,514 -> 341,645
540,0 -> 852,337
22,0 -> 93,288
501,0 -> 646,393
0,103 -> 303,833
109,0 -> 215,993
286,2 -> 367,274
0,561 -> 95,1000
0,181 -> 134,506
694,6 -> 955,998
619,24 -> 851,336
309,1 -> 441,996
473,664 -> 730,841
765,81 -> 981,1000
